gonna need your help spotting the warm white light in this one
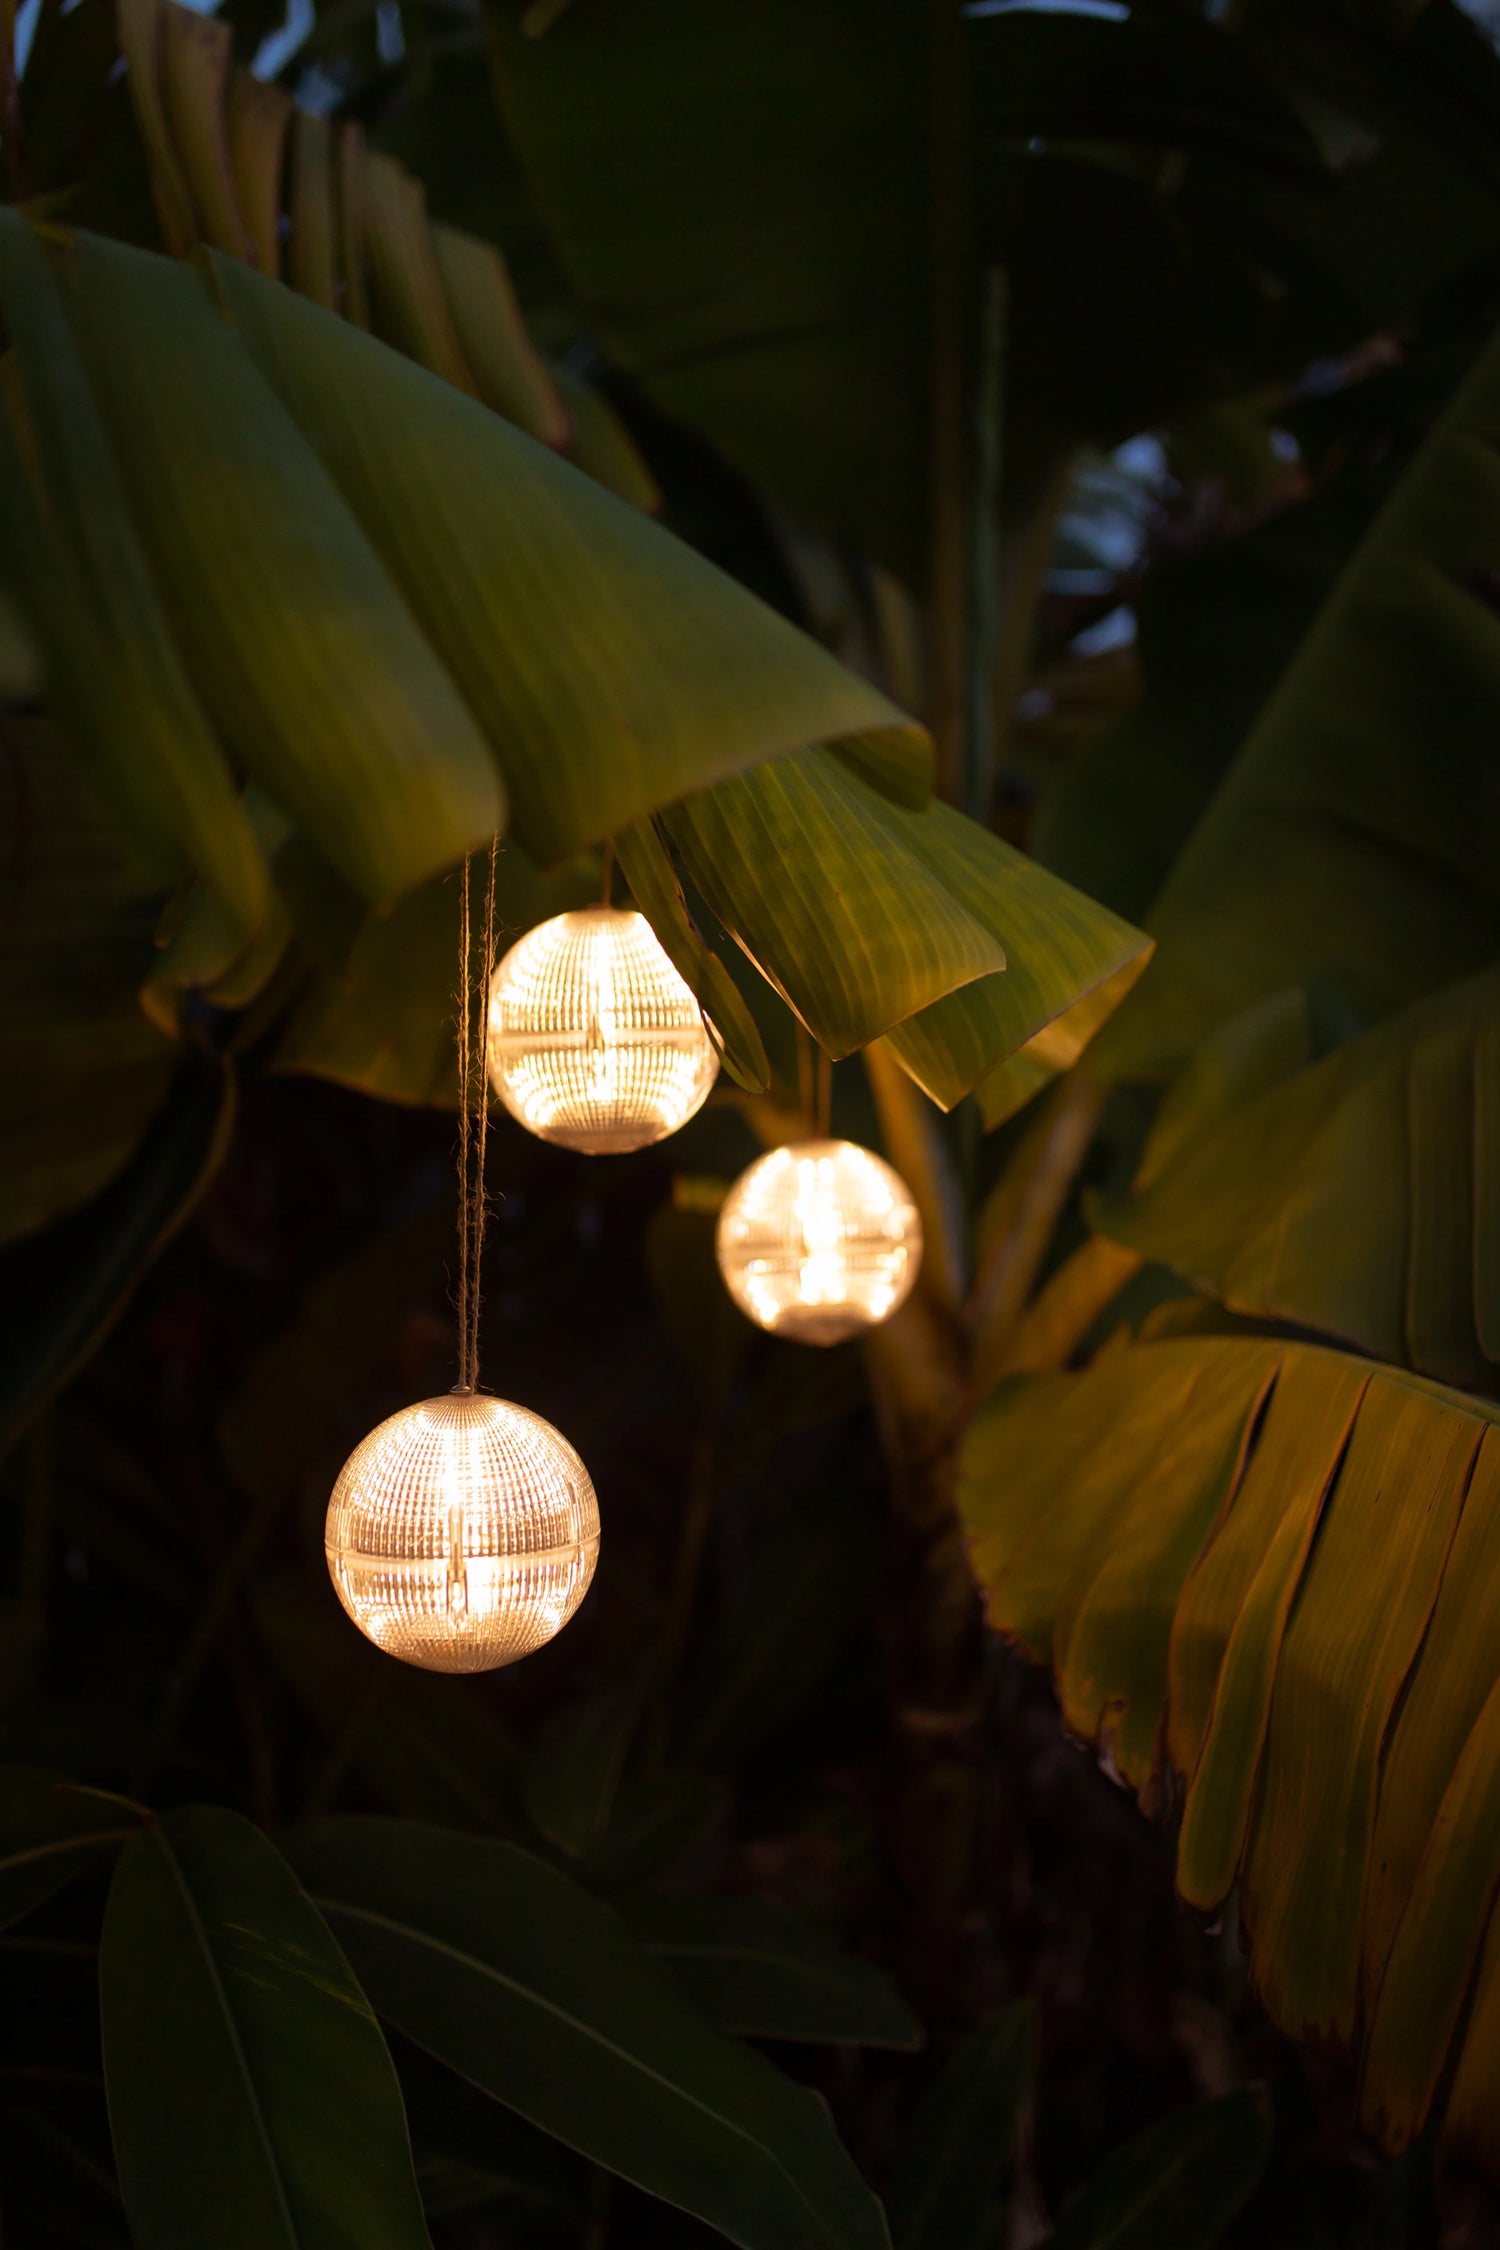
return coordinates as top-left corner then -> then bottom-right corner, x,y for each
715,1138 -> 923,1345
326,1391 -> 599,1672
488,906 -> 718,1153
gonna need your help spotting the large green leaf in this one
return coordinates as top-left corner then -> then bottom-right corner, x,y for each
665,753 -> 1148,1082
54,222 -> 505,910
877,805 -> 1152,1115
0,1052 -> 235,1460
1032,458 -> 1398,928
487,0 -> 1499,569
885,2004 -> 1034,2250
0,209 -> 943,1096
207,252 -> 925,868
616,1892 -> 921,2051
271,844 -> 596,1105
0,211 -> 268,977
664,751 -> 1003,1060
101,1805 -> 432,2250
959,1334 -> 1500,2166
614,818 -> 771,1095
1092,302 -> 1500,1082
1094,966 -> 1500,1386
1041,2089 -> 1272,2250
290,1815 -> 891,2250
0,1767 -> 145,1929
0,715 -> 179,1246
488,0 -> 928,571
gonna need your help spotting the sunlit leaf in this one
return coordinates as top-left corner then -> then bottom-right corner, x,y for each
0,211 -> 269,977
614,819 -> 770,1094
54,225 -> 505,909
666,752 -> 1006,1061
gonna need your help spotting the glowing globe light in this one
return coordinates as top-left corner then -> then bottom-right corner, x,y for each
326,1390 -> 599,1673
715,1138 -> 923,1345
488,906 -> 718,1153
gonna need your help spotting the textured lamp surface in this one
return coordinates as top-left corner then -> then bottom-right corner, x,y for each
488,906 -> 718,1153
326,1391 -> 599,1673
716,1138 -> 923,1345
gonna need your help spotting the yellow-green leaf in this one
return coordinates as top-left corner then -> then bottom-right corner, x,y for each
49,224 -> 504,906
877,805 -> 1152,1112
613,820 -> 770,1094
664,750 -> 1003,1059
0,212 -> 268,973
210,254 -> 925,868
959,1334 -> 1500,2160
433,221 -> 568,446
1096,967 -> 1500,1385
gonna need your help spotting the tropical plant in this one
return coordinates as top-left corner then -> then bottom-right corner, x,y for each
6,0 -> 1500,2245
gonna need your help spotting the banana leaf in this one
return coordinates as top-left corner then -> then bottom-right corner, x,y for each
959,1333 -> 1500,2168
1092,298 -> 1500,1082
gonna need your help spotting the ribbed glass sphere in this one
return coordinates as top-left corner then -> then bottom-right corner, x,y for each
487,906 -> 719,1154
716,1138 -> 923,1345
325,1391 -> 600,1673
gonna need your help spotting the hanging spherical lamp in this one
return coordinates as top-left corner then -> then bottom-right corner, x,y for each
715,1138 -> 923,1345
488,906 -> 718,1154
326,1389 -> 599,1673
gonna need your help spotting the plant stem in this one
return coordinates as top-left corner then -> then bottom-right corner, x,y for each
986,1234 -> 1144,1382
966,1072 -> 1107,1384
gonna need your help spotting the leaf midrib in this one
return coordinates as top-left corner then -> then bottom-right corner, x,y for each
151,1825 -> 303,2250
318,1895 -> 863,2250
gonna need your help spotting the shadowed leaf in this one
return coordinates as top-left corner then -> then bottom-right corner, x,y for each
1042,2088 -> 1272,2250
886,2004 -> 1034,2250
0,1768 -> 145,1929
102,1805 -> 432,2250
291,1817 -> 892,2250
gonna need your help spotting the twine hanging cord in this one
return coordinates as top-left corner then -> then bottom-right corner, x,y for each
454,840 -> 500,1393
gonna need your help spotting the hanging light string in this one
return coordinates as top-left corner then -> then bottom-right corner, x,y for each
455,840 -> 501,1393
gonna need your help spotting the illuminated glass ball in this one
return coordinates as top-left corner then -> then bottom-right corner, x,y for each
325,1391 -> 599,1673
715,1138 -> 923,1345
488,906 -> 719,1154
